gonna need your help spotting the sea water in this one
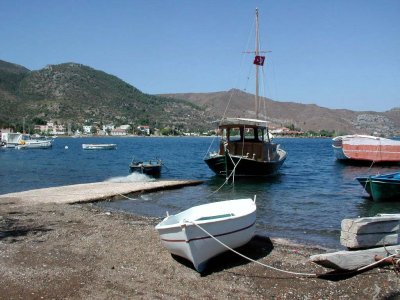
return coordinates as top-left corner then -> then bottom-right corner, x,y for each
1,136 -> 399,249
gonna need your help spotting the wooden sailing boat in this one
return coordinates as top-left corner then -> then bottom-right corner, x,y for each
204,9 -> 287,177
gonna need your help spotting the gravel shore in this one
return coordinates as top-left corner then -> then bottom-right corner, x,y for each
0,198 -> 399,299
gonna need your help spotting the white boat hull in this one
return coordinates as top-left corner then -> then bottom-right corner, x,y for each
82,144 -> 117,150
155,198 -> 256,272
17,140 -> 52,149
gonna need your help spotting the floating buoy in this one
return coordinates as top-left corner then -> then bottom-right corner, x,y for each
65,146 -> 69,149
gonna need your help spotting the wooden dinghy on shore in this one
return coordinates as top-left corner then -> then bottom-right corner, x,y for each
155,198 -> 257,272
310,214 -> 400,270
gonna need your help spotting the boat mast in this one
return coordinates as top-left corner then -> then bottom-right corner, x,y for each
255,8 -> 260,119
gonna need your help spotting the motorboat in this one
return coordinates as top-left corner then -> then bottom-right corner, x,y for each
129,158 -> 162,176
16,134 -> 53,149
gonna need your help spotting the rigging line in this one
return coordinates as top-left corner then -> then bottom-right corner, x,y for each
260,66 -> 267,119
221,16 -> 255,123
268,55 -> 279,103
203,134 -> 219,160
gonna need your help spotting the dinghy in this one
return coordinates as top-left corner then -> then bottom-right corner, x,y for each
155,197 -> 257,272
82,143 -> 117,150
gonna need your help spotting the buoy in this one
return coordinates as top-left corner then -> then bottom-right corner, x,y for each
65,146 -> 68,149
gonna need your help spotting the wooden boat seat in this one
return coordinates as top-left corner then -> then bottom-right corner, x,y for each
196,213 -> 234,221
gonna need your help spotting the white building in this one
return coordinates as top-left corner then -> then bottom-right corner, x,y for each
137,125 -> 150,135
111,128 -> 127,136
83,125 -> 92,134
119,124 -> 131,131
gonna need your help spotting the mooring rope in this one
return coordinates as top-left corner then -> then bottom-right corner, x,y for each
116,193 -> 138,201
206,153 -> 243,198
357,250 -> 400,272
188,220 -> 400,277
189,220 -> 316,277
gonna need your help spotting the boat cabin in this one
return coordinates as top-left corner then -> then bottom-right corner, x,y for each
218,118 -> 278,161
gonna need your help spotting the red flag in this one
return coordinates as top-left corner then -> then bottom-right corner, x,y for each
253,55 -> 265,66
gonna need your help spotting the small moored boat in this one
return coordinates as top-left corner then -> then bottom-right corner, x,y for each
1,133 -> 53,149
82,143 -> 117,150
129,158 -> 162,176
356,171 -> 400,201
155,197 -> 257,272
16,134 -> 53,149
332,135 -> 400,163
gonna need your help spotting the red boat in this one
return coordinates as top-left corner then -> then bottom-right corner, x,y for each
332,135 -> 400,163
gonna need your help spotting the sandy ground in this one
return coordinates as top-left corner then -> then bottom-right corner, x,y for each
1,197 -> 399,299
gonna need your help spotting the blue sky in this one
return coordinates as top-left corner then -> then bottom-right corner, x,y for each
1,0 -> 399,112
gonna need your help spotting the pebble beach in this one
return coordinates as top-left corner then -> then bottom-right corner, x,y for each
1,183 -> 399,299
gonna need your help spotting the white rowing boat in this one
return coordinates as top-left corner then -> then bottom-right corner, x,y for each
155,197 -> 257,272
82,143 -> 117,150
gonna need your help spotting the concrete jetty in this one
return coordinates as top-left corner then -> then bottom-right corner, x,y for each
0,180 -> 203,206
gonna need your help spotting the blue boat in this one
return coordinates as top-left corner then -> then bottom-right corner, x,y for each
356,172 -> 400,201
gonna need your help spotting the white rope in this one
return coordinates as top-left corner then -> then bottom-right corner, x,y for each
116,193 -> 138,201
357,250 -> 399,272
188,221 -> 400,277
189,220 -> 316,277
205,153 -> 243,198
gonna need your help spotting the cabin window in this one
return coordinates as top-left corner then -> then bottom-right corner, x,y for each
222,127 -> 264,142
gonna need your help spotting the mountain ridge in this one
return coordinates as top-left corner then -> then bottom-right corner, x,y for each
0,59 -> 399,136
160,89 -> 400,136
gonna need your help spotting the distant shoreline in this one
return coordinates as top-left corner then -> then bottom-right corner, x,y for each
54,134 -> 334,139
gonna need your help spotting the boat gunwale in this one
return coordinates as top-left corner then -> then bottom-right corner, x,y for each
158,219 -> 256,243
155,199 -> 256,230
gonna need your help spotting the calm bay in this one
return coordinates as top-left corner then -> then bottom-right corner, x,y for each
1,136 -> 399,249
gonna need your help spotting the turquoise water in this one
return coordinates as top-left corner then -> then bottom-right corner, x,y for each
1,136 -> 399,249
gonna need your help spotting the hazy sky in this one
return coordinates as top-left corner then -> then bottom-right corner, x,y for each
1,0 -> 399,112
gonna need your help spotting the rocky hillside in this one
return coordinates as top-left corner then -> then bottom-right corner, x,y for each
0,60 -> 214,132
161,89 -> 400,136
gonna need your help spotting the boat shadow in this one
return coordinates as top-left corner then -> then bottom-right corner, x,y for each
171,234 -> 273,276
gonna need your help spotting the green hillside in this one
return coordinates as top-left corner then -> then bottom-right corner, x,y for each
0,61 -> 214,132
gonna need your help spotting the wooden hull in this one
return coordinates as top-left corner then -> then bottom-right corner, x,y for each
205,149 -> 286,177
356,172 -> 400,201
155,198 -> 256,272
332,135 -> 400,163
